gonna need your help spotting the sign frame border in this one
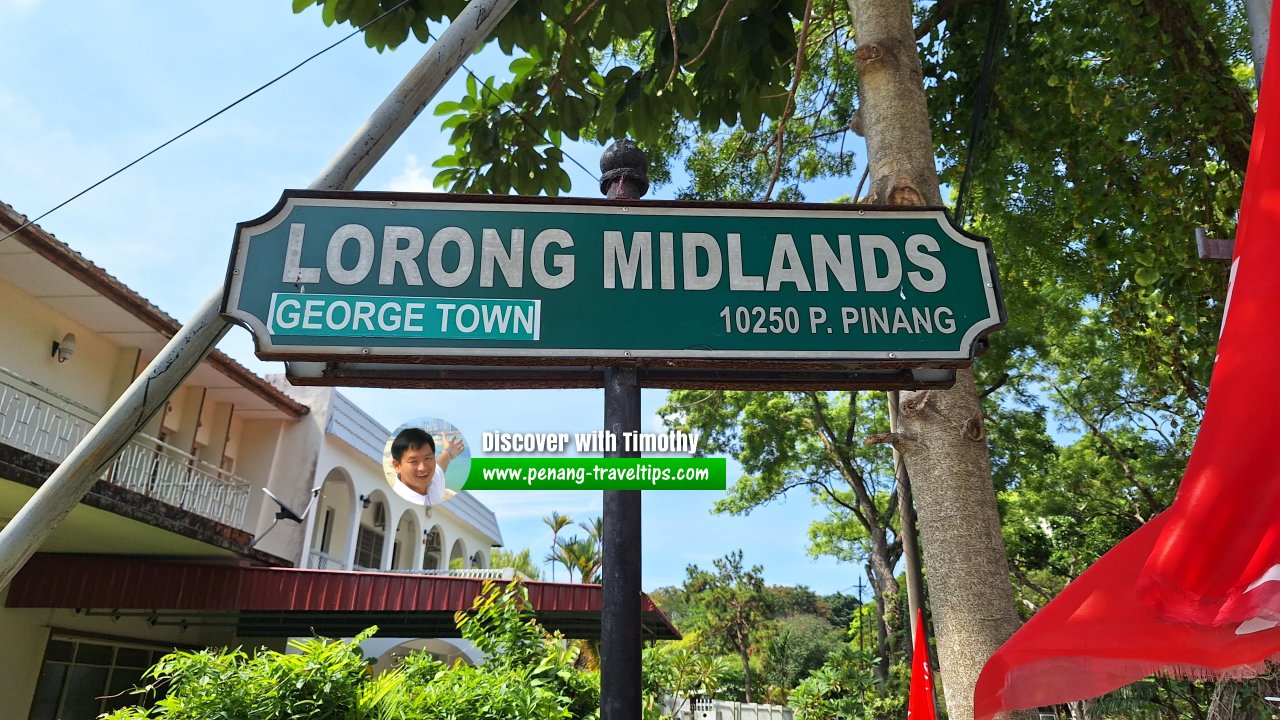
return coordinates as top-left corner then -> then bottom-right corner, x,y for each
222,190 -> 1006,368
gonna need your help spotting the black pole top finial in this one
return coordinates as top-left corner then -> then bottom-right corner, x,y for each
599,139 -> 649,199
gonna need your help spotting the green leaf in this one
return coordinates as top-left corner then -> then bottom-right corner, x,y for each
509,57 -> 537,78
1135,266 -> 1160,286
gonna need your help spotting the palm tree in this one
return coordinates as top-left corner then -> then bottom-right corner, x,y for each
542,512 -> 572,582
579,516 -> 603,543
545,541 -> 576,583
490,547 -> 541,580
560,535 -> 602,585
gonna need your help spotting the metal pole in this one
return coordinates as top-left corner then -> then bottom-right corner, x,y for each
600,140 -> 648,720
855,575 -> 866,655
0,0 -> 519,592
889,390 -> 925,642
1248,0 -> 1272,87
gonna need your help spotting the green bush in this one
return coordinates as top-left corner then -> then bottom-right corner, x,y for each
104,580 -> 599,720
788,646 -> 909,720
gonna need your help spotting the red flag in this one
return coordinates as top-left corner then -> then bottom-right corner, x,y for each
975,10 -> 1280,717
909,609 -> 937,720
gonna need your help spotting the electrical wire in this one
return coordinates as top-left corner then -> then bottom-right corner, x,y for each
954,0 -> 1008,224
0,0 -> 415,244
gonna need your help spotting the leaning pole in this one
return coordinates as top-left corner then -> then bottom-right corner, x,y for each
0,0 -> 519,592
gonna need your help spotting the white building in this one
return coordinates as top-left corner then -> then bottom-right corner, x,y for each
285,383 -> 502,577
0,201 -> 491,717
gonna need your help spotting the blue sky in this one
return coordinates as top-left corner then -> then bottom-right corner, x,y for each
1,0 -> 869,596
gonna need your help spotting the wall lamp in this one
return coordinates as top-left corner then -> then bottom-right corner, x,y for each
359,494 -> 372,509
51,333 -> 76,363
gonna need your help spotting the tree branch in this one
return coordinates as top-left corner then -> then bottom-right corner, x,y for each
979,371 -> 1010,399
763,0 -> 815,200
914,0 -> 988,40
863,432 -> 909,447
664,0 -> 680,87
687,0 -> 736,67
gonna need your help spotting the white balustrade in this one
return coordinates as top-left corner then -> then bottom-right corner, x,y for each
309,550 -> 350,570
0,365 -> 250,528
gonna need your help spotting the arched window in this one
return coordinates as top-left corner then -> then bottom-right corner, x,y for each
355,499 -> 386,570
309,467 -> 354,570
423,525 -> 443,571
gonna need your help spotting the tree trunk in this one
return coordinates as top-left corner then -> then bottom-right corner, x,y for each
845,0 -> 1025,717
1205,680 -> 1240,720
896,373 -> 1024,720
874,590 -> 890,688
864,524 -> 903,660
1067,699 -> 1098,720
738,635 -> 754,704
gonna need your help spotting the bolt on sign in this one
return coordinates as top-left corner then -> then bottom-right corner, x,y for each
221,191 -> 1005,389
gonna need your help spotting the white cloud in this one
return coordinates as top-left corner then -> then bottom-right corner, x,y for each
469,490 -> 602,521
0,0 -> 41,13
389,154 -> 435,192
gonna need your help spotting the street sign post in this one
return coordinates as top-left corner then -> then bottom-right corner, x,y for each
222,190 -> 1005,389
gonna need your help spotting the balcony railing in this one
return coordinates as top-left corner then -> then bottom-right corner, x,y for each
0,364 -> 250,528
309,549 -> 349,570
306,549 -> 521,580
404,567 -> 519,580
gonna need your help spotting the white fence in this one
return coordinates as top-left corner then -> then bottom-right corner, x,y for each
666,696 -> 794,720
0,364 -> 250,528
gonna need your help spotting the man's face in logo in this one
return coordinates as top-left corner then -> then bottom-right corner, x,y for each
393,443 -> 437,495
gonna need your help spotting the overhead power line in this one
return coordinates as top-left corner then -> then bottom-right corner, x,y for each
1,0 -> 415,244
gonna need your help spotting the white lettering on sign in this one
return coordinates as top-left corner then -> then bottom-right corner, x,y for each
530,229 -> 574,289
604,230 -> 652,289
274,298 -> 303,328
279,224 -> 952,294
427,226 -> 474,288
327,224 -> 376,285
283,224 -> 321,284
905,234 -> 947,292
380,226 -> 425,286
283,223 -> 574,290
483,431 -> 571,453
859,235 -> 901,292
765,235 -> 811,292
728,233 -> 764,291
811,234 -> 857,292
481,228 -> 525,288
683,233 -> 722,291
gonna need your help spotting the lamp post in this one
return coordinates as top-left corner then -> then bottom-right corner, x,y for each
599,139 -> 647,720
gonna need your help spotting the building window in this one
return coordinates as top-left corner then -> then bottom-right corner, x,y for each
355,524 -> 384,570
424,528 -> 442,570
318,507 -> 335,553
29,635 -> 176,720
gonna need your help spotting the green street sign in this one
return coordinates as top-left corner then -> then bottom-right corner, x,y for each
222,191 -> 1004,381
